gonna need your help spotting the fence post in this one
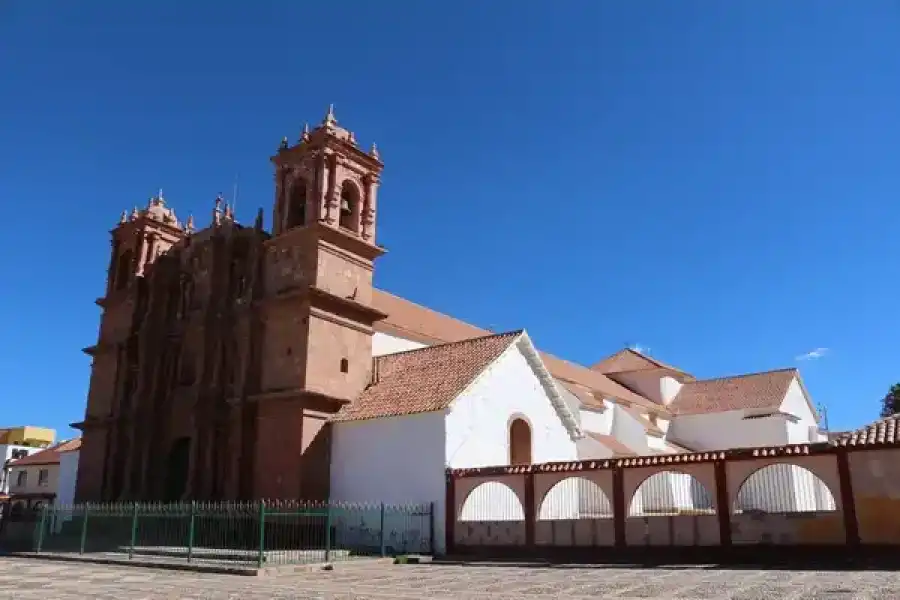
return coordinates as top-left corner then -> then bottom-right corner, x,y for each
445,471 -> 456,555
79,504 -> 90,555
612,466 -> 626,548
187,501 -> 196,563
713,460 -> 732,547
379,503 -> 386,557
35,504 -> 48,553
128,502 -> 139,559
256,501 -> 266,568
524,471 -> 535,549
836,448 -> 860,547
428,502 -> 435,556
325,503 -> 332,563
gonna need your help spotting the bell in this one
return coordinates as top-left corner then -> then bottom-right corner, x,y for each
340,197 -> 351,213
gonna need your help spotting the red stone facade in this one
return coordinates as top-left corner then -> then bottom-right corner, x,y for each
73,108 -> 385,502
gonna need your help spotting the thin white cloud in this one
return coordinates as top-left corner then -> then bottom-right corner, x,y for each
629,344 -> 651,355
796,347 -> 829,361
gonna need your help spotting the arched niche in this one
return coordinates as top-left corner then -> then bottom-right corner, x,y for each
734,462 -> 837,514
537,476 -> 613,520
509,417 -> 532,466
627,470 -> 715,517
339,180 -> 360,232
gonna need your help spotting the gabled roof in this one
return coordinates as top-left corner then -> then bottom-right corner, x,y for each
668,368 -> 797,416
371,289 -> 664,414
592,348 -> 690,377
332,331 -> 521,423
9,438 -> 81,467
832,414 -> 900,447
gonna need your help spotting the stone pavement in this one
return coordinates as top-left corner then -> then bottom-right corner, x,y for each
0,556 -> 897,599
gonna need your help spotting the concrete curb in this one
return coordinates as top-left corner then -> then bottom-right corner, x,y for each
6,552 -> 394,577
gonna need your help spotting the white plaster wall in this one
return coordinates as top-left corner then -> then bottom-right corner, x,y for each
609,371 -> 665,405
330,412 -> 446,553
575,436 -> 614,461
610,404 -> 650,454
660,376 -> 683,405
0,445 -> 40,494
445,344 -> 578,468
371,332 -> 427,357
780,379 -> 820,444
578,407 -> 611,435
667,410 -> 788,451
57,450 -> 79,507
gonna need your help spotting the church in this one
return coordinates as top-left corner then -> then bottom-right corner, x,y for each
73,108 -> 826,524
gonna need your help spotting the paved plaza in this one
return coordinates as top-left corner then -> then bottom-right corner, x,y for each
0,556 -> 897,599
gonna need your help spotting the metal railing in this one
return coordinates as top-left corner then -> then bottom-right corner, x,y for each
1,500 -> 433,567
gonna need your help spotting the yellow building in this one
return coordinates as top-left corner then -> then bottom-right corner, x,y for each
0,426 -> 55,449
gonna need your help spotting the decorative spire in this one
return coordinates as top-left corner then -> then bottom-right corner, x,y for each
301,122 -> 310,141
280,136 -> 289,150
370,143 -> 380,159
119,211 -> 127,224
157,188 -> 165,205
186,214 -> 194,233
348,131 -> 357,145
213,194 -> 223,226
323,103 -> 337,127
224,203 -> 233,220
130,206 -> 139,221
255,207 -> 264,231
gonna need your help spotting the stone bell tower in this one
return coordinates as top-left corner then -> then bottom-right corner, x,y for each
251,106 -> 387,500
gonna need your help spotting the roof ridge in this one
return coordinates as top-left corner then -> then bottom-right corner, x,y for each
689,367 -> 797,384
377,329 -> 523,360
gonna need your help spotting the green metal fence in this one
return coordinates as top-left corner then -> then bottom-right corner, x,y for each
1,500 -> 433,567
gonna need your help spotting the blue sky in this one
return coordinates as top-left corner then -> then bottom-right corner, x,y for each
1,2 -> 898,438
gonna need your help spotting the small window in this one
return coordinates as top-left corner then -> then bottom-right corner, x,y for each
340,358 -> 349,373
11,449 -> 27,460
38,469 -> 49,487
15,471 -> 26,487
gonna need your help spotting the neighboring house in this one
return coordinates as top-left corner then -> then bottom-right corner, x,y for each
0,426 -> 55,498
7,439 -> 80,511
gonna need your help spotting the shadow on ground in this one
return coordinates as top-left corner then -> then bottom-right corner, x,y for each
438,545 -> 900,571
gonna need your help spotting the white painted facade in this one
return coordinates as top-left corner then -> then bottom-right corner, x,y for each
333,330 -> 831,553
331,334 -> 581,553
0,444 -> 41,495
56,448 -> 79,507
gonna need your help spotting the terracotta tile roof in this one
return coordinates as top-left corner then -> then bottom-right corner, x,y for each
668,368 -> 796,416
832,414 -> 900,447
331,331 -> 520,422
587,433 -> 636,456
592,348 -> 689,377
9,438 -> 81,467
371,289 -> 665,415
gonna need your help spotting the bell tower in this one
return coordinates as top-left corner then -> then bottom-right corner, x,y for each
252,106 -> 387,500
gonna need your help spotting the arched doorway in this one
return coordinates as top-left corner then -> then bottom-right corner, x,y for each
509,418 -> 532,465
164,437 -> 191,501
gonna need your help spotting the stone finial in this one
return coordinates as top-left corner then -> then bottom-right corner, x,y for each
280,136 -> 289,150
302,122 -> 310,141
255,207 -> 264,231
370,143 -> 380,159
213,194 -> 223,226
119,211 -> 127,224
224,203 -> 233,220
323,103 -> 337,127
130,206 -> 139,221
157,188 -> 165,205
186,214 -> 194,233
348,131 -> 357,145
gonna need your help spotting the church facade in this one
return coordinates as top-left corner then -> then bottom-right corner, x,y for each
73,109 -> 827,517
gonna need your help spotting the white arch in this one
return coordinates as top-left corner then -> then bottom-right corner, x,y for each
459,481 -> 524,522
629,471 -> 714,516
538,477 -> 612,520
735,463 -> 837,514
